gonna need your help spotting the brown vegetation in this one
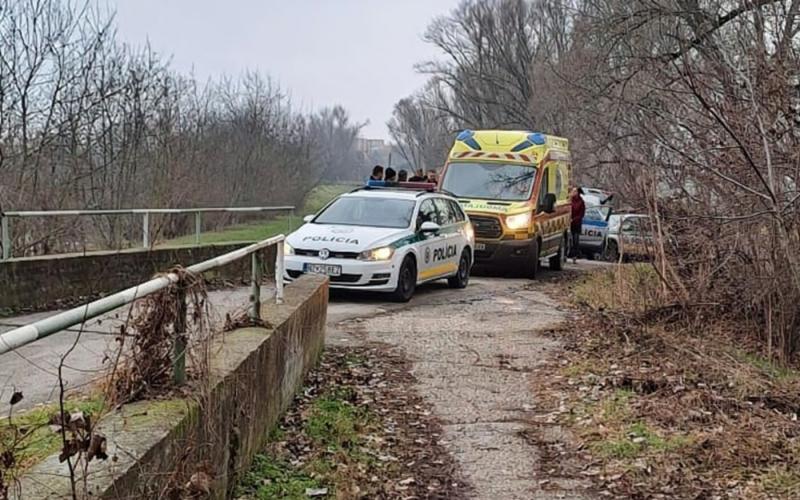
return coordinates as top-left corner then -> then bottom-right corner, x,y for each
528,266 -> 800,498
236,344 -> 470,499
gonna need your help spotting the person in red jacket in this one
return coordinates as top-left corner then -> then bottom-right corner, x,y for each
569,187 -> 585,262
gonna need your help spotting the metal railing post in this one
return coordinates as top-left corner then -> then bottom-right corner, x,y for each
142,212 -> 150,248
1,214 -> 10,261
250,251 -> 262,321
194,212 -> 202,245
174,285 -> 187,385
276,239 -> 285,304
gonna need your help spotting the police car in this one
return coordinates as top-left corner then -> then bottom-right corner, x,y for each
283,182 -> 475,301
580,204 -> 612,259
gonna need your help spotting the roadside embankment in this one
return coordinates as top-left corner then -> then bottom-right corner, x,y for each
527,264 -> 800,499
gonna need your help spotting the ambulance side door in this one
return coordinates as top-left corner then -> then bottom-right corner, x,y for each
536,164 -> 559,254
415,199 -> 443,281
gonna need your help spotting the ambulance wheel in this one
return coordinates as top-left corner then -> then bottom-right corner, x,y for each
549,234 -> 567,271
448,250 -> 471,289
391,256 -> 417,302
524,240 -> 540,279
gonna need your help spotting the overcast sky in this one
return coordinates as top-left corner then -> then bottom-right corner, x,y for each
109,0 -> 461,140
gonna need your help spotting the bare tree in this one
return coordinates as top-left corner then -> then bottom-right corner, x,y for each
0,1 -> 364,256
397,0 -> 800,359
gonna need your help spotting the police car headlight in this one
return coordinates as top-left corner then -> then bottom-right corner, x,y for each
465,223 -> 475,242
505,212 -> 531,230
283,241 -> 295,255
359,246 -> 394,261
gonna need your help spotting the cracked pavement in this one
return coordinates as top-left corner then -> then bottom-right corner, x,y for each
327,263 -> 605,499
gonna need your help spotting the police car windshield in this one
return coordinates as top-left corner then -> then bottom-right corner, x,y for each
441,162 -> 536,201
313,196 -> 416,229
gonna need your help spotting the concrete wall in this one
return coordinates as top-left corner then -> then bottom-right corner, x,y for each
17,273 -> 328,499
0,242 -> 275,314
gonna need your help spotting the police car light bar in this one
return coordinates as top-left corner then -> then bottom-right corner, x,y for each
364,180 -> 436,191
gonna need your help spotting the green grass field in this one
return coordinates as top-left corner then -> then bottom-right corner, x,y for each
162,183 -> 355,246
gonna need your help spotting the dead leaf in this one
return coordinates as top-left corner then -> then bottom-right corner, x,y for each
87,434 -> 108,461
186,471 -> 211,495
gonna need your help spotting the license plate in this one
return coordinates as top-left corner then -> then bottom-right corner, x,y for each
475,243 -> 486,251
304,263 -> 342,276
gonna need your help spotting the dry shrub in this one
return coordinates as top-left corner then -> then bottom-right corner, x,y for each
538,267 -> 800,498
105,267 -> 211,406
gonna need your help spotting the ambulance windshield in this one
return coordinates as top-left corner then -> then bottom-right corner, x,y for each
441,162 -> 536,202
314,197 -> 416,229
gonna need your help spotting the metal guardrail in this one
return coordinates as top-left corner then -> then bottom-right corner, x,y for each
0,234 -> 286,384
0,206 -> 295,260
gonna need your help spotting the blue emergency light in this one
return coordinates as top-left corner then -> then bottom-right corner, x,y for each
364,179 -> 435,191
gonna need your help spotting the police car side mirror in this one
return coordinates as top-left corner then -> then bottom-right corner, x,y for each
303,215 -> 314,223
419,221 -> 441,235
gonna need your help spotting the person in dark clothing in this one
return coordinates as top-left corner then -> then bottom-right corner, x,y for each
409,168 -> 425,182
370,165 -> 384,181
569,187 -> 585,262
426,170 -> 438,185
384,167 -> 397,182
398,169 -> 408,182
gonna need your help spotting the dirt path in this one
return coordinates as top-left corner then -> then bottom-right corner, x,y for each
329,271 -> 598,499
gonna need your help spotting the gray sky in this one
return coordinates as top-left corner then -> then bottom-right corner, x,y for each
109,0 -> 461,140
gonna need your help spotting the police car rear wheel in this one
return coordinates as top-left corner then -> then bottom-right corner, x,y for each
604,240 -> 620,262
448,250 -> 470,289
391,256 -> 416,302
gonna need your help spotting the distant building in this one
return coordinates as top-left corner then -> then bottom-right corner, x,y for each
355,138 -> 386,155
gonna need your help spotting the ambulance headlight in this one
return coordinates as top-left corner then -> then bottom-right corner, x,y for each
283,241 -> 295,255
505,212 -> 531,230
359,246 -> 394,261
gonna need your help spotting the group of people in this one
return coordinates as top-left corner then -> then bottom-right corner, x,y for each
369,165 -> 438,184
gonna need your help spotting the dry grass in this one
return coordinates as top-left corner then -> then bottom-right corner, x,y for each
530,265 -> 800,499
104,267 -> 211,406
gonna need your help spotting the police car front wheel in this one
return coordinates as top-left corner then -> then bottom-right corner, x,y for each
391,256 -> 417,302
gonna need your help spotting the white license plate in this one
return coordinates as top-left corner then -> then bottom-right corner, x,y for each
475,243 -> 486,251
305,263 -> 342,276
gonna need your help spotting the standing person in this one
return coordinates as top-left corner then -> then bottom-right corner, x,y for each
398,169 -> 408,182
409,168 -> 425,182
384,167 -> 397,182
569,187 -> 585,263
426,170 -> 438,185
370,165 -> 384,181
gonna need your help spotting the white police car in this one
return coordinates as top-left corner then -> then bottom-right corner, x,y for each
284,182 -> 475,301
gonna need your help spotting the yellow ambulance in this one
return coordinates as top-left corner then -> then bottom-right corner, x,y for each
438,130 -> 571,278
